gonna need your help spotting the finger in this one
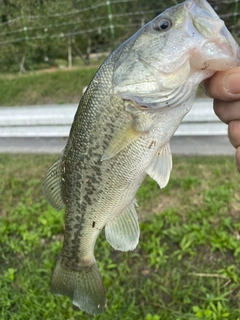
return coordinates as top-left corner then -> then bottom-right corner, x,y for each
236,147 -> 240,172
214,99 -> 240,124
203,67 -> 240,101
228,120 -> 240,148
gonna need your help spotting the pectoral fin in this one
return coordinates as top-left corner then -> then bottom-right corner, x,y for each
42,156 -> 65,210
146,143 -> 172,189
105,201 -> 139,251
101,122 -> 142,161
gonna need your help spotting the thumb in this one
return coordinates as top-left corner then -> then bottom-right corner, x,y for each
203,67 -> 240,101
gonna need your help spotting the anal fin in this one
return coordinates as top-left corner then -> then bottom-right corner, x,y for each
146,142 -> 172,188
105,201 -> 139,251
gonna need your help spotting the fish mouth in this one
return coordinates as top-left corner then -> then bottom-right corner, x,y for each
186,0 -> 239,70
185,0 -> 219,19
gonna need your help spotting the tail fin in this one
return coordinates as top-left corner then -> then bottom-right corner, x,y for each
50,255 -> 106,315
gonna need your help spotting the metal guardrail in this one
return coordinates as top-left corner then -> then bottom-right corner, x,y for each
0,98 -> 228,138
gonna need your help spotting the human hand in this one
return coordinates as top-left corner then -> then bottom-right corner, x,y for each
204,67 -> 240,171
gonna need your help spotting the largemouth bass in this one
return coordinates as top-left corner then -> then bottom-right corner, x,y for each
42,0 -> 239,315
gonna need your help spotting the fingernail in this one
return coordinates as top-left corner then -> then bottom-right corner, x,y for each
225,72 -> 240,94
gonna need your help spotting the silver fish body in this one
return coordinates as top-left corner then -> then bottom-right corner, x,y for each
42,0 -> 239,315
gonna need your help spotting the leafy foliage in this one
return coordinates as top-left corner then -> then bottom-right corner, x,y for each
0,0 -> 239,72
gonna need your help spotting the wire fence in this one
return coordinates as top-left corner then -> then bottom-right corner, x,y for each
0,0 -> 239,73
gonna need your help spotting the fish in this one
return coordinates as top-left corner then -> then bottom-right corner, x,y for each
42,0 -> 239,315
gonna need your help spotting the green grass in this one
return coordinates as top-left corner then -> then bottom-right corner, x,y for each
1,154 -> 240,319
0,67 -> 98,106
0,65 -> 207,107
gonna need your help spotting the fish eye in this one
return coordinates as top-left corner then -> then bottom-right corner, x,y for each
153,18 -> 172,32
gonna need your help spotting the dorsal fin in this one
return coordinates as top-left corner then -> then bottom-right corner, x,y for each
42,156 -> 65,210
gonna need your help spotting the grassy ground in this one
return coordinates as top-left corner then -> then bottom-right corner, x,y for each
0,67 -> 98,106
0,65 -> 206,106
0,154 -> 240,320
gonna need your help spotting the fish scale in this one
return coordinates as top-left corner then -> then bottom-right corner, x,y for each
42,0 -> 239,315
60,56 -> 132,264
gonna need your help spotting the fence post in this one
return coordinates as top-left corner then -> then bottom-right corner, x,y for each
68,37 -> 72,68
233,0 -> 239,37
21,9 -> 34,71
106,0 -> 116,49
